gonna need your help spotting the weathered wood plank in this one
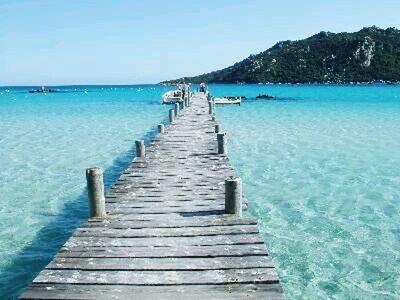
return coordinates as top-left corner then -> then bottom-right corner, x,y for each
74,225 -> 260,238
47,256 -> 273,271
105,201 -> 223,209
33,268 -> 279,285
83,216 -> 257,229
64,234 -> 264,248
105,212 -> 220,220
58,244 -> 267,258
20,283 -> 284,300
105,206 -> 225,214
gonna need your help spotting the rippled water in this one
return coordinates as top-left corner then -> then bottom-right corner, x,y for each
214,84 -> 400,299
0,84 -> 399,299
0,86 -> 169,298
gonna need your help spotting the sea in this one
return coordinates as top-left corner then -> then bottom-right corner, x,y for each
0,84 -> 399,299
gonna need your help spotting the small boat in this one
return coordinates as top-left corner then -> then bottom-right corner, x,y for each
162,85 -> 186,104
162,90 -> 183,104
29,86 -> 57,94
213,96 -> 241,105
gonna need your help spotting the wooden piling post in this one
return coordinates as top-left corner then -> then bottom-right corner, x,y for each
135,140 -> 145,158
225,176 -> 243,217
86,167 -> 106,218
158,124 -> 165,134
217,132 -> 227,155
215,124 -> 220,133
169,109 -> 174,123
174,103 -> 180,116
208,100 -> 214,114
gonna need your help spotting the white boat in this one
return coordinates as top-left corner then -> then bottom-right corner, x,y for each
162,85 -> 185,104
213,96 -> 241,105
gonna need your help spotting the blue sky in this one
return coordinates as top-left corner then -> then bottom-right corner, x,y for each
1,0 -> 399,85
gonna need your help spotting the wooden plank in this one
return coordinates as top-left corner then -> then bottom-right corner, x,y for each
105,198 -> 221,204
33,268 -> 279,285
108,210 -> 224,217
47,256 -> 273,271
64,234 -> 264,248
58,244 -> 267,258
20,283 -> 284,300
74,225 -> 260,238
107,187 -> 226,194
83,216 -> 257,229
105,201 -> 222,209
104,212 -> 220,220
106,189 -> 225,195
105,207 -> 225,214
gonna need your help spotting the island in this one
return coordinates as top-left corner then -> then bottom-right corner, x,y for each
163,26 -> 400,84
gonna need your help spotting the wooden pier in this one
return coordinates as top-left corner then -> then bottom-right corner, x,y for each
20,93 -> 284,299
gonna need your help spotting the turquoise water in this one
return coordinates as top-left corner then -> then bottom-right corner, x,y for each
213,85 -> 400,299
0,84 -> 399,299
0,86 -> 170,298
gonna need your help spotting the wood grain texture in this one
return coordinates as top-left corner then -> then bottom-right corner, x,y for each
20,284 -> 284,300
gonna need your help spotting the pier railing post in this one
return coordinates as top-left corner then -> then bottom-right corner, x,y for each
169,109 -> 175,123
217,132 -> 227,155
86,167 -> 106,218
208,100 -> 214,114
174,103 -> 180,117
215,124 -> 220,133
225,176 -> 242,217
158,124 -> 165,134
211,115 -> 216,121
135,140 -> 145,158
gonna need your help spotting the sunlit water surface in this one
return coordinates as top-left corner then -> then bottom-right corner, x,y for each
213,84 -> 400,299
0,84 -> 399,299
0,85 -> 169,298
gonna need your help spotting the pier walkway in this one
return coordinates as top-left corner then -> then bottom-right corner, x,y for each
20,93 -> 283,299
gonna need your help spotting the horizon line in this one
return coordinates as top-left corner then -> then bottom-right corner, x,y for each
0,83 -> 164,88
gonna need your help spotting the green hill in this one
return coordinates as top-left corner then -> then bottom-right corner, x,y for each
166,26 -> 400,84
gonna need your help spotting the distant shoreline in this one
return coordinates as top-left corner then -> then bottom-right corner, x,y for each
2,81 -> 400,89
160,81 -> 400,86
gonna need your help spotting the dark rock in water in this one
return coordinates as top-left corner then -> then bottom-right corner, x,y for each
223,95 -> 246,99
256,94 -> 274,99
228,95 -> 247,99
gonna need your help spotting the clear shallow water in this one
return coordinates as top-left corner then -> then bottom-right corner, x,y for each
0,84 -> 399,299
213,84 -> 400,299
0,85 -> 170,298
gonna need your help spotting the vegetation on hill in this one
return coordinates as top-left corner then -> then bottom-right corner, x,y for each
165,27 -> 400,84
